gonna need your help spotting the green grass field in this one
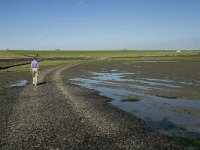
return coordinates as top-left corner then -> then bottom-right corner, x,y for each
0,50 -> 200,58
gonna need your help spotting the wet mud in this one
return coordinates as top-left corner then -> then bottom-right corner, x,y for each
65,60 -> 200,149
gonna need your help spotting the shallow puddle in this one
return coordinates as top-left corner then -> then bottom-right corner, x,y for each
8,80 -> 28,88
70,70 -> 200,141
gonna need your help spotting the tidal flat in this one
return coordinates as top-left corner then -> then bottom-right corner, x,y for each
66,60 -> 200,149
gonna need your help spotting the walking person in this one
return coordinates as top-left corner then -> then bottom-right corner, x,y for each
30,57 -> 39,86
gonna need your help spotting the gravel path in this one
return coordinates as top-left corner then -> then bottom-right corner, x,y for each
0,64 -> 183,150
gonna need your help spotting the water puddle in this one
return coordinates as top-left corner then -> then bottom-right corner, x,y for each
9,80 -> 28,88
70,70 -> 200,142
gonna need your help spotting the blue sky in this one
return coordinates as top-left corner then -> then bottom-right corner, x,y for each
0,0 -> 200,50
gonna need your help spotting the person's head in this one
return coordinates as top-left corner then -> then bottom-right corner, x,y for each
33,57 -> 37,61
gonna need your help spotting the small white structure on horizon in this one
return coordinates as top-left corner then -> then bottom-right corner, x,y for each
177,50 -> 181,53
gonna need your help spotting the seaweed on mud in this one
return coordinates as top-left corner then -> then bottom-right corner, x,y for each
172,137 -> 200,149
122,98 -> 140,102
156,95 -> 178,99
122,95 -> 141,102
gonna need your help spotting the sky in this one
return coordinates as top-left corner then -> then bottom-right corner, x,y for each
0,0 -> 200,50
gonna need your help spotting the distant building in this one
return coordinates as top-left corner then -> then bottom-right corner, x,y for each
177,50 -> 181,53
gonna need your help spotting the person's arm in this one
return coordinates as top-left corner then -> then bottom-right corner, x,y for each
37,62 -> 39,71
37,62 -> 39,73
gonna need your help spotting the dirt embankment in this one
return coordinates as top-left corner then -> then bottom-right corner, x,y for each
0,63 -> 183,149
0,58 -> 45,70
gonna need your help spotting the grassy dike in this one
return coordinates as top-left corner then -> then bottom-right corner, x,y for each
1,50 -> 200,58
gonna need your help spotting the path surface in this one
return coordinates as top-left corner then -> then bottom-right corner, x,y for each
0,63 -> 183,149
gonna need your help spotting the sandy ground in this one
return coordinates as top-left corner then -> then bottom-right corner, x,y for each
0,62 -> 183,149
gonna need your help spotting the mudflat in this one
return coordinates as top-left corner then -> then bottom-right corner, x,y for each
65,60 -> 200,100
0,60 -> 183,149
64,60 -> 200,149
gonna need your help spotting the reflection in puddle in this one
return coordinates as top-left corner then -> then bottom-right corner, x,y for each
180,80 -> 200,86
70,70 -> 200,145
9,80 -> 28,87
89,72 -> 180,88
